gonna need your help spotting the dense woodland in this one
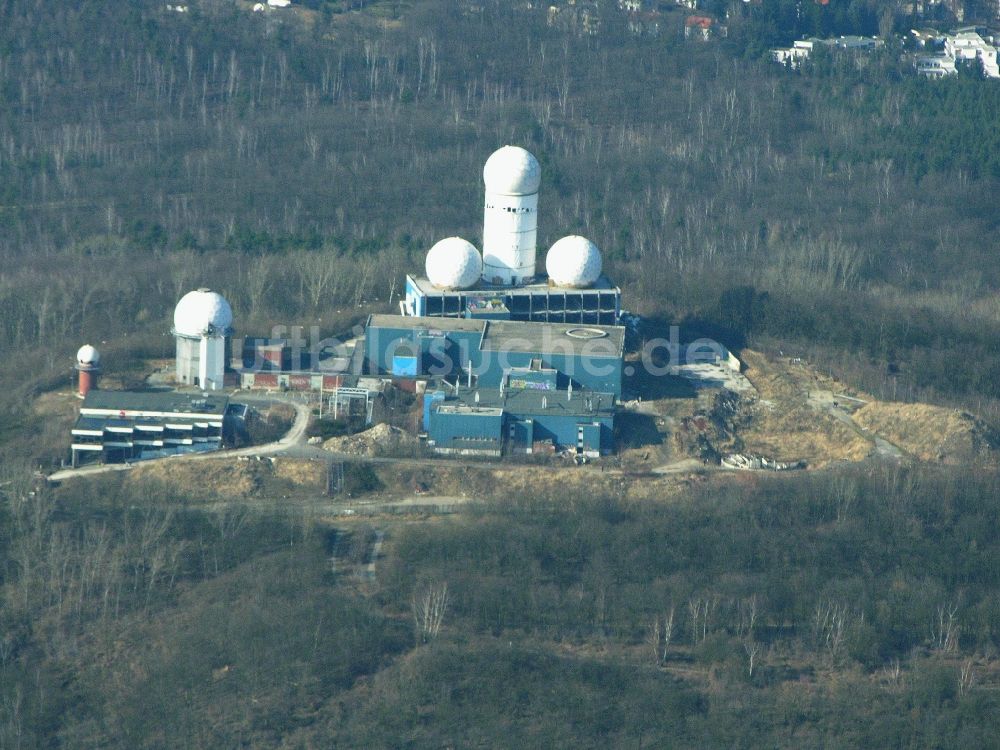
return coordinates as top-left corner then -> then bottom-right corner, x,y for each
2,0 -> 1000,745
1,466 -> 1000,746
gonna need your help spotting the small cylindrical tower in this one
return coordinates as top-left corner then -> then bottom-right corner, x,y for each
75,344 -> 101,398
482,145 -> 541,286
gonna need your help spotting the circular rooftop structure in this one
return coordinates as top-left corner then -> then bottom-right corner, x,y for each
483,146 -> 541,196
425,237 -> 483,290
173,288 -> 234,338
76,344 -> 100,366
545,235 -> 603,288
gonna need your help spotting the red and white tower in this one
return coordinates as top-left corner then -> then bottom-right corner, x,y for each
75,344 -> 101,398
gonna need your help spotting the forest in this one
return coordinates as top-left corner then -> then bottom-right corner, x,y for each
2,465 -> 1000,746
2,0 -> 1000,745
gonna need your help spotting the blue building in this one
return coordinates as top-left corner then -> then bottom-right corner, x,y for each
426,386 -> 614,457
366,313 -> 624,456
365,314 -> 625,398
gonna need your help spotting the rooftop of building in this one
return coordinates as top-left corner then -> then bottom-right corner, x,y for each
480,320 -> 625,357
405,274 -> 621,296
434,386 -> 615,418
368,314 -> 625,358
81,390 -> 229,416
367,314 -> 485,333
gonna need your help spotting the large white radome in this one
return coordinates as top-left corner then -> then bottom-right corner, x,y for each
426,237 -> 483,290
545,236 -> 603,288
76,344 -> 100,365
173,289 -> 234,338
483,146 -> 541,196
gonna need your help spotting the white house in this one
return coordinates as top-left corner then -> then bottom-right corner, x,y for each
915,30 -> 1000,78
772,39 -> 819,68
944,31 -> 1000,77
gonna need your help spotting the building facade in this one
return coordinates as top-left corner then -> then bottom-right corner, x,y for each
70,391 -> 231,467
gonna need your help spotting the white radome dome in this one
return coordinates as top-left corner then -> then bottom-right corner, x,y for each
76,344 -> 100,365
173,288 -> 233,338
425,237 -> 483,290
483,146 -> 541,196
546,236 -> 603,288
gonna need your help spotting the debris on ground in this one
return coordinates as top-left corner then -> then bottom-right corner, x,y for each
721,453 -> 806,471
323,423 -> 417,456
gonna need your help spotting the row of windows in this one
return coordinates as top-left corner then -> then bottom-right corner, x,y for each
484,203 -> 534,214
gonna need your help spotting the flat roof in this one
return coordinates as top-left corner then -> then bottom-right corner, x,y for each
435,404 -> 504,417
368,314 -> 625,358
81,390 -> 229,416
480,320 -> 625,357
367,313 -> 484,333
438,387 -> 615,418
406,274 -> 621,296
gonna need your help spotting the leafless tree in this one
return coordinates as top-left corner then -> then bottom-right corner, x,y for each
882,658 -> 901,687
958,658 -> 975,696
931,602 -> 960,653
812,600 -> 848,660
736,594 -> 759,639
412,581 -> 449,644
245,255 -> 275,320
649,605 -> 675,666
831,475 -> 858,524
688,595 -> 717,644
296,249 -> 338,311
743,637 -> 761,679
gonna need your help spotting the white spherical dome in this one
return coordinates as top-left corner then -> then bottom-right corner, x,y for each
173,288 -> 233,338
425,237 -> 483,290
546,236 -> 603,288
483,146 -> 541,196
76,344 -> 100,365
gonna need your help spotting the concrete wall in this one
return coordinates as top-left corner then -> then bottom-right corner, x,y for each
175,337 -> 200,386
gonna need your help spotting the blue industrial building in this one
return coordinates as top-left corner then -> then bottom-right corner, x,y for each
364,314 -> 625,397
425,386 -> 615,457
364,313 -> 623,457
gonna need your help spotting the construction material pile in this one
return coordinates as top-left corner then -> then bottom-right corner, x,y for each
323,423 -> 416,457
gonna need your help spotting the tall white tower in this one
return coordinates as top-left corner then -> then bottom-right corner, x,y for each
482,146 -> 541,286
172,288 -> 233,391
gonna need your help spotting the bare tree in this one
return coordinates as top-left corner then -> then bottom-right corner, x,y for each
736,594 -> 759,639
743,637 -> 761,679
412,581 -> 449,644
296,249 -> 338,311
931,602 -> 960,653
958,658 -> 975,696
649,605 -> 675,666
245,255 -> 275,320
688,595 -> 717,644
882,658 -> 902,687
831,475 -> 858,524
812,600 -> 848,660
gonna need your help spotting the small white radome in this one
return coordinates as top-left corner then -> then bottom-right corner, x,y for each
425,237 -> 483,290
545,236 -> 603,288
76,344 -> 100,365
173,288 -> 234,337
483,145 -> 541,196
